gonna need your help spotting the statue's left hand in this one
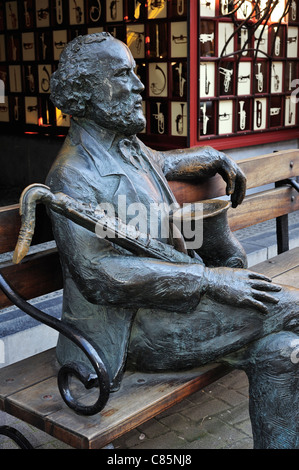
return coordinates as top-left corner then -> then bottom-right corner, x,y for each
163,146 -> 246,208
203,267 -> 282,315
216,153 -> 247,208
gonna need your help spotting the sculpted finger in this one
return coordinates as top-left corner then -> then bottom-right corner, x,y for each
248,272 -> 273,283
219,167 -> 235,196
238,296 -> 268,315
231,189 -> 242,208
226,173 -> 236,196
217,159 -> 236,194
250,280 -> 282,292
231,172 -> 247,207
252,291 -> 279,304
247,298 -> 269,315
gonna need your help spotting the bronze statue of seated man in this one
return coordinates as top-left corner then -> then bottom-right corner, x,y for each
42,33 -> 299,448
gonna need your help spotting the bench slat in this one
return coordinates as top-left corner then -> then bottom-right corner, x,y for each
228,186 -> 299,231
0,249 -> 62,308
169,150 -> 299,206
0,205 -> 21,255
237,149 -> 299,190
273,266 -> 299,287
0,349 -> 57,410
0,150 -> 298,249
251,246 -> 299,279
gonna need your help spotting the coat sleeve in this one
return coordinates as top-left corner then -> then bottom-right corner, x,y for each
46,163 -> 205,314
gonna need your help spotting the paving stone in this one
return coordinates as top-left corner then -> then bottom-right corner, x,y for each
185,389 -> 214,406
113,428 -> 142,449
0,410 -> 20,426
36,440 -> 73,449
222,437 -> 253,449
44,439 -> 73,449
183,433 -> 228,449
158,413 -> 205,442
181,397 -> 232,422
124,431 -> 188,449
137,418 -> 168,439
235,419 -> 253,437
216,401 -> 251,426
238,386 -> 250,398
208,388 -> 248,407
200,416 -> 248,444
156,397 -> 196,418
216,370 -> 249,390
0,436 -> 19,449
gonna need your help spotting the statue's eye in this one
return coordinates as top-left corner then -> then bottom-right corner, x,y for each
115,67 -> 130,77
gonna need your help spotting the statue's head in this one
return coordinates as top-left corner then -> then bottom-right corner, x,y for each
50,32 -> 146,135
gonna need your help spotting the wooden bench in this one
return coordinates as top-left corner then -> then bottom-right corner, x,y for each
1,148 -> 299,449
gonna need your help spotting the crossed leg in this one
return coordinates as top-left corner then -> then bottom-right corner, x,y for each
129,283 -> 299,448
223,330 -> 299,448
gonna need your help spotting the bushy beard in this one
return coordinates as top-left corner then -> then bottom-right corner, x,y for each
88,98 -> 146,136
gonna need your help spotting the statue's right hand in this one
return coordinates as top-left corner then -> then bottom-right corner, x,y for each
202,267 -> 282,315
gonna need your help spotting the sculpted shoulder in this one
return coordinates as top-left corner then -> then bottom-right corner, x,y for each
45,133 -> 95,193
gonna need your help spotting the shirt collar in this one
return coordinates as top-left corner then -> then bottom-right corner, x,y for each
72,117 -> 137,151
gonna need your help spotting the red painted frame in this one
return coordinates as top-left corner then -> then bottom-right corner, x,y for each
188,0 -> 299,150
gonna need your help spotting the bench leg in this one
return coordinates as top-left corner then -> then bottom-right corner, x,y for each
276,214 -> 289,254
0,425 -> 34,449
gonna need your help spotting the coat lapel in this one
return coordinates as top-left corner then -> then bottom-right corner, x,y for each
72,119 -> 142,210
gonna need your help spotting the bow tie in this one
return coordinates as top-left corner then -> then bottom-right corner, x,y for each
118,138 -> 148,173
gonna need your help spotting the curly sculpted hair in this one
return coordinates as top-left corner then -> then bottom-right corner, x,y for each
50,32 -> 113,117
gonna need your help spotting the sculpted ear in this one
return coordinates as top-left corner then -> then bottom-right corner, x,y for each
50,71 -> 92,117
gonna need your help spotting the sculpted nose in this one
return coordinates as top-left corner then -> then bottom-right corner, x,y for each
132,72 -> 145,93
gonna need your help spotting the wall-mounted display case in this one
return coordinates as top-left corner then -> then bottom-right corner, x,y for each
189,0 -> 299,149
0,0 -> 189,149
0,0 -> 298,151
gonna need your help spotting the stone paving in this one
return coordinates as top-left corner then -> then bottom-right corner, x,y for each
113,369 -> 253,450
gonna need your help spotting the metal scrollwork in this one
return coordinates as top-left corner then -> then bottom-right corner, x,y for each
0,426 -> 34,449
0,272 -> 111,415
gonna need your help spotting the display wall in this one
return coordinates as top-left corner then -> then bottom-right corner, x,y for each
189,0 -> 299,149
0,0 -> 299,151
0,0 -> 189,149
